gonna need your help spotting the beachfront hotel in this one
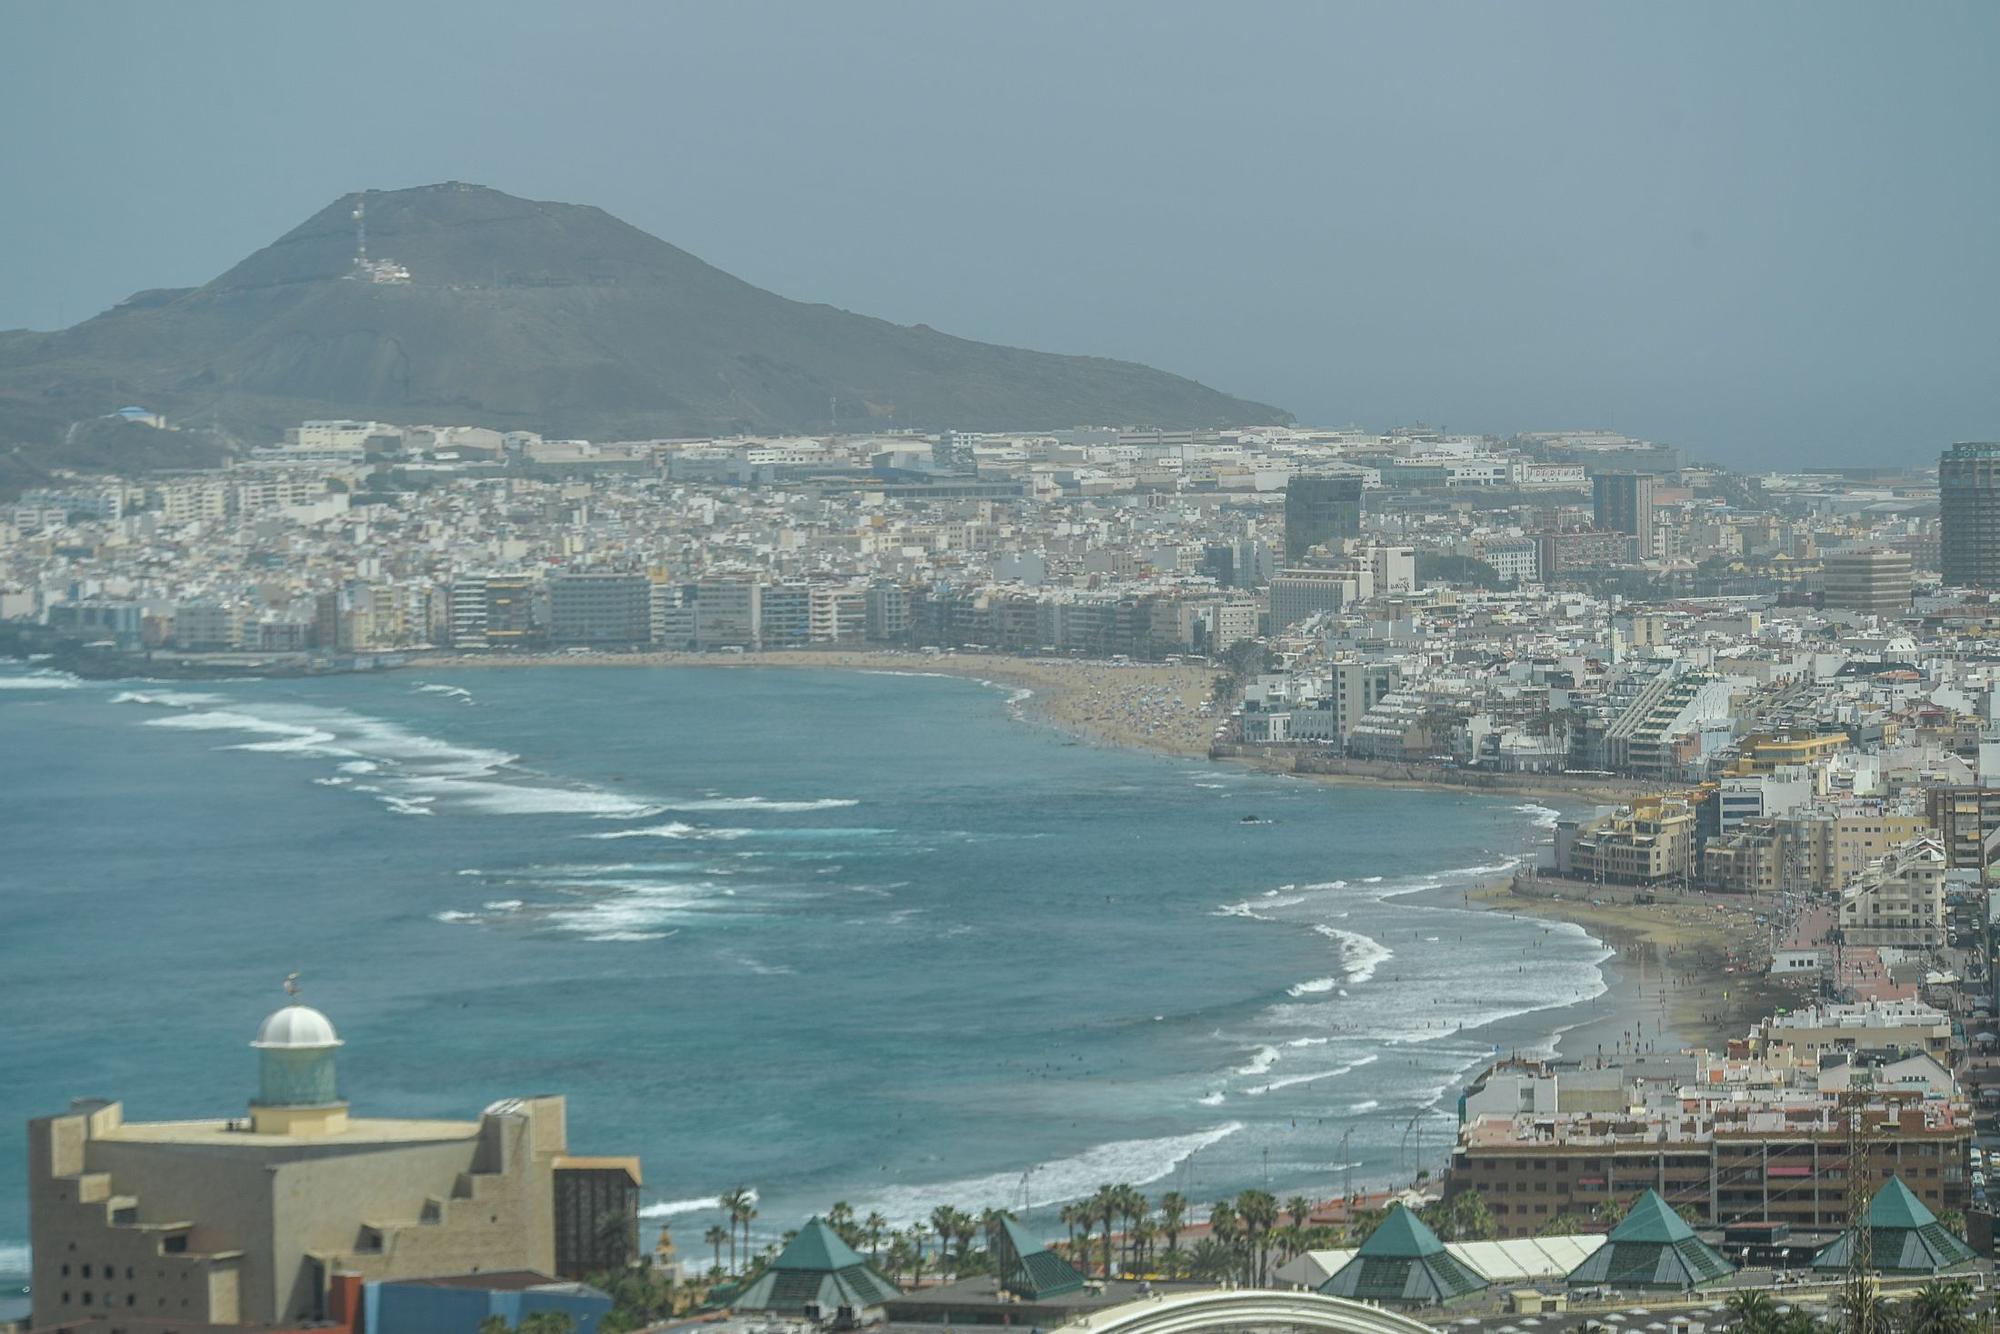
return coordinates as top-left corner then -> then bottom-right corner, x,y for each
26,994 -> 640,1328
1448,1001 -> 1971,1238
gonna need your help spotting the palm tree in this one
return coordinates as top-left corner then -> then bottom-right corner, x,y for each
931,1206 -> 958,1278
1235,1189 -> 1278,1286
1449,1192 -> 1495,1242
1158,1192 -> 1187,1256
1187,1236 -> 1237,1282
1207,1200 -> 1240,1283
884,1234 -> 912,1284
1286,1195 -> 1312,1231
952,1210 -> 978,1271
906,1225 -> 928,1287
736,1200 -> 758,1273
702,1224 -> 728,1275
828,1200 -> 856,1245
864,1211 -> 888,1263
717,1187 -> 752,1274
1059,1201 -> 1084,1252
1133,1218 -> 1160,1273
1904,1279 -> 1975,1334
1726,1289 -> 1777,1333
1094,1186 -> 1120,1278
1120,1192 -> 1152,1272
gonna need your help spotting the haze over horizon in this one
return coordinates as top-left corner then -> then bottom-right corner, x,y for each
3,0 -> 1996,467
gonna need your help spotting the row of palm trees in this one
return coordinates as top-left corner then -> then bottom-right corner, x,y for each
1053,1184 -> 1367,1286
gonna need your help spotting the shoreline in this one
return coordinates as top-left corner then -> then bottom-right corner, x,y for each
1461,875 -> 1784,1055
398,648 -> 1649,804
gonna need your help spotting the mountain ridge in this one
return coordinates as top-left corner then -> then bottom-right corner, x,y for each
0,182 -> 1288,462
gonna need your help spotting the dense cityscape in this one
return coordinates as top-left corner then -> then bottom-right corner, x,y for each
6,5 -> 1997,1334
8,416 -> 2000,1332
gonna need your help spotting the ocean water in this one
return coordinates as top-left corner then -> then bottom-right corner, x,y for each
0,662 -> 1603,1280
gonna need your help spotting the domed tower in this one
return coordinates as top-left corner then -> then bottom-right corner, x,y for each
249,980 -> 348,1135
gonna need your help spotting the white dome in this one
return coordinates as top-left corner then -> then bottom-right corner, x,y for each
252,1004 -> 343,1050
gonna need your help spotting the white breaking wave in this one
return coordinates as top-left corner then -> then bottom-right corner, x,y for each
112,689 -> 224,706
407,778 -> 662,818
1242,1054 -> 1378,1097
1514,803 -> 1562,831
1312,924 -> 1393,984
416,683 -> 476,702
1197,1091 -> 1226,1106
851,1122 -> 1243,1228
1287,976 -> 1339,997
588,822 -> 750,841
1211,901 -> 1273,921
434,910 -> 478,923
656,796 -> 860,813
1234,1044 -> 1281,1076
0,670 -> 80,689
0,1239 -> 27,1274
639,1188 -> 758,1220
122,693 -> 682,824
379,795 -> 436,817
484,899 -> 525,911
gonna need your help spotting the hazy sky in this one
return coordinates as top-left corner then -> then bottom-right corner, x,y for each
3,1 -> 1995,466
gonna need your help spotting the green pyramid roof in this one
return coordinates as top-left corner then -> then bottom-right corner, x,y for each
1610,1191 -> 1699,1244
1867,1176 -> 1937,1230
732,1218 -> 902,1314
1566,1193 -> 1733,1291
1321,1206 -> 1486,1307
1357,1204 -> 1448,1258
992,1216 -> 1084,1299
774,1218 -> 868,1271
1810,1178 -> 1977,1276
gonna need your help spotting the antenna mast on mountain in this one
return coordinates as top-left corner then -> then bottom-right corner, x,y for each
345,191 -> 411,285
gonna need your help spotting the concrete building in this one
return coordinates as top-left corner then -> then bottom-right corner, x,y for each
1270,567 -> 1371,631
1538,528 -> 1634,578
1554,795 -> 1697,885
1838,837 -> 1947,948
28,997 -> 637,1329
1941,442 -> 2000,588
548,573 -> 650,647
1823,548 -> 1914,615
693,579 -> 762,650
1283,474 -> 1362,561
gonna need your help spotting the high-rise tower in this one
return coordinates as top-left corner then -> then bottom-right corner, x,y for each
1940,443 -> 2000,588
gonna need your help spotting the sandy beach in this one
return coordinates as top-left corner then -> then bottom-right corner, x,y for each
1464,875 -> 1786,1055
404,647 -> 1224,756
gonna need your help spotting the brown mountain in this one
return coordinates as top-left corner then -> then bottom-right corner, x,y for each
0,182 -> 1288,463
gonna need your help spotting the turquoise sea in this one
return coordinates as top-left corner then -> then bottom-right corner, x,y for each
0,661 -> 1605,1293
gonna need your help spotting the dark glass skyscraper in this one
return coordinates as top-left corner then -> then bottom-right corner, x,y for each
1942,443 -> 2000,588
1592,472 -> 1656,555
1284,473 -> 1362,561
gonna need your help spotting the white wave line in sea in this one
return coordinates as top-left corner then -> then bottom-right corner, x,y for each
639,1188 -> 759,1220
0,670 -> 81,689
654,796 -> 860,812
1311,923 -> 1392,984
847,1122 -> 1244,1228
